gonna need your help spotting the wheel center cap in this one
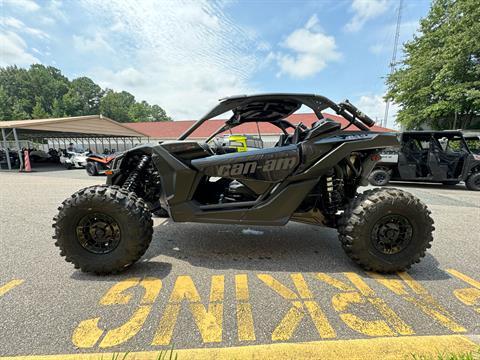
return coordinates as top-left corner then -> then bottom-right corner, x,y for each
385,228 -> 399,241
371,214 -> 413,255
77,213 -> 121,254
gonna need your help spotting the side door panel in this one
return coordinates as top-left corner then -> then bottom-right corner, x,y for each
191,145 -> 299,182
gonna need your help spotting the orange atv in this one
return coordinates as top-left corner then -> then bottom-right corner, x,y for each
85,152 -> 116,176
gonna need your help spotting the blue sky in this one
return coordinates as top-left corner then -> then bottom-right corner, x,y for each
0,0 -> 431,127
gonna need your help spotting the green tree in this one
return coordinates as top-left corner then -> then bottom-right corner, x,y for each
0,66 -> 33,117
386,0 -> 480,130
150,104 -> 172,121
128,101 -> 151,122
31,96 -> 48,119
0,86 -> 11,120
0,64 -> 172,121
126,101 -> 171,122
28,64 -> 69,114
99,89 -> 136,122
11,99 -> 31,120
63,77 -> 102,116
51,98 -> 64,118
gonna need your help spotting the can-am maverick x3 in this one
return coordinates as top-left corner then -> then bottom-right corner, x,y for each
53,93 -> 434,274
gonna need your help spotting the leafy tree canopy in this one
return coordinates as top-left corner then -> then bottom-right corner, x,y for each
386,0 -> 480,130
0,64 -> 171,122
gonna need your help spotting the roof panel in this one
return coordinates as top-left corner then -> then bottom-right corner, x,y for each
126,113 -> 394,139
0,115 -> 148,137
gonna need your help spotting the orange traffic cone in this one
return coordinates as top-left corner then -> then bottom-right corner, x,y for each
24,150 -> 31,172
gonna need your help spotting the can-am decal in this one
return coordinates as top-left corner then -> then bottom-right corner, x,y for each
217,157 -> 297,177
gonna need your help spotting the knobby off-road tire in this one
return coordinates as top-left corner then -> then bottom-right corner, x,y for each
368,168 -> 390,186
152,207 -> 169,218
465,172 -> 480,191
53,185 -> 153,275
338,188 -> 434,273
85,161 -> 98,176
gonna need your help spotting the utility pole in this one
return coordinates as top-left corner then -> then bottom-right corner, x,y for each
383,0 -> 403,128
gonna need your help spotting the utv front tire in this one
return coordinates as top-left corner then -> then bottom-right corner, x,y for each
53,185 -> 153,274
465,172 -> 480,191
368,169 -> 390,186
339,188 -> 434,273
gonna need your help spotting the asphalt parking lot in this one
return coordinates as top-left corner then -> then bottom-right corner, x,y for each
1,168 -> 479,359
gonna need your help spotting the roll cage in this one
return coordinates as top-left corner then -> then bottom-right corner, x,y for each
178,93 -> 377,142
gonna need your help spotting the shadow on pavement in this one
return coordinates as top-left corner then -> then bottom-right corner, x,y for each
386,181 -> 467,191
129,218 -> 450,281
70,259 -> 173,281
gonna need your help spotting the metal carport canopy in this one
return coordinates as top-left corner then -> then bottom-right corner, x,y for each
0,115 -> 148,138
0,115 -> 149,170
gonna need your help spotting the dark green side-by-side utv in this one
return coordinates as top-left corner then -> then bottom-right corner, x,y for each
53,93 -> 434,275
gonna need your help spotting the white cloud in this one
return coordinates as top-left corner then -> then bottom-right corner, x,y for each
40,16 -> 55,25
256,41 -> 271,52
355,93 -> 399,129
73,33 -> 113,53
368,20 -> 420,55
345,0 -> 390,32
1,16 -> 23,28
76,0 -> 258,119
369,43 -> 385,54
274,14 -> 341,78
1,16 -> 49,39
47,0 -> 68,22
97,67 -> 147,88
0,31 -> 40,66
3,0 -> 40,12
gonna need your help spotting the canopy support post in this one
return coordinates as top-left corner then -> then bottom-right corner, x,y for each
1,128 -> 12,170
12,128 -> 23,171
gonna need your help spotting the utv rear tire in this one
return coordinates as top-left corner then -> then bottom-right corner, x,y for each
86,161 -> 98,176
153,207 -> 169,218
368,169 -> 390,186
338,188 -> 434,273
465,172 -> 480,191
53,185 -> 153,274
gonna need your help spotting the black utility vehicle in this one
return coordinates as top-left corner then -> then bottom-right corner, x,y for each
465,134 -> 480,155
53,94 -> 434,274
369,131 -> 480,190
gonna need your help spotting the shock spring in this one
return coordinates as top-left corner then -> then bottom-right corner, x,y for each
122,155 -> 150,192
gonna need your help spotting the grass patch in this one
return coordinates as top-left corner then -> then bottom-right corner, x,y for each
411,347 -> 480,360
102,346 -> 177,360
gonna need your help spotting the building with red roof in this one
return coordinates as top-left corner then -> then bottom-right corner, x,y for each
126,112 -> 394,147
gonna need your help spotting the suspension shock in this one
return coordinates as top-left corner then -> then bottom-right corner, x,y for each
323,168 -> 343,215
122,155 -> 150,193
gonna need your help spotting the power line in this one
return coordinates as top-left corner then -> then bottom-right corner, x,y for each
383,0 -> 403,128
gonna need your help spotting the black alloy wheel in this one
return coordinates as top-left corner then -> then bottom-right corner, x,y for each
76,213 -> 121,254
371,214 -> 413,255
